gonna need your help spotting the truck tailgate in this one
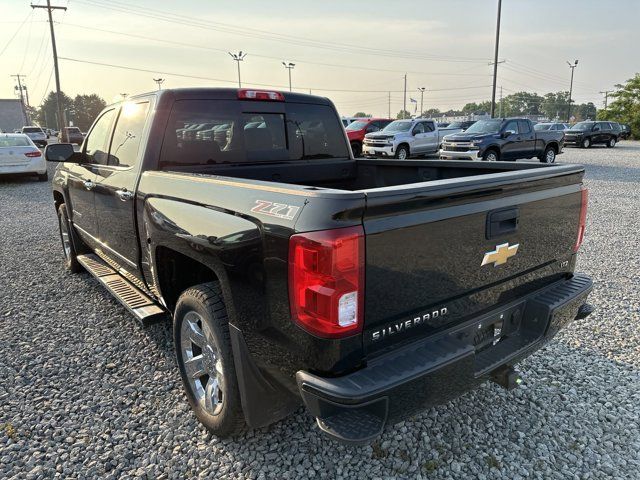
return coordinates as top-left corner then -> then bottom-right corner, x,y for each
361,165 -> 585,354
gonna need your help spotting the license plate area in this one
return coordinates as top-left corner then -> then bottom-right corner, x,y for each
451,302 -> 526,354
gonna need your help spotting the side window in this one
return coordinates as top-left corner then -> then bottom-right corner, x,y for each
504,120 -> 519,134
413,123 -> 425,134
518,120 -> 531,134
84,109 -> 116,165
108,102 -> 150,168
365,123 -> 379,133
423,121 -> 435,132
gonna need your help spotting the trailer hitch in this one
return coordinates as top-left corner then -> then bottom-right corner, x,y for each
491,365 -> 522,390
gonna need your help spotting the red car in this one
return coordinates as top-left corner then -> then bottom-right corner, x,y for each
345,118 -> 392,157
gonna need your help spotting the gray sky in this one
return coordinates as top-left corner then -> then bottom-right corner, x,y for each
1,0 -> 638,118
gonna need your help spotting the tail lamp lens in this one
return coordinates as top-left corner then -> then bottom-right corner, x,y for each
573,187 -> 588,252
289,226 -> 364,338
238,89 -> 285,101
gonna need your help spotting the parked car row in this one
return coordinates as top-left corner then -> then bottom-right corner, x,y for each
0,133 -> 48,181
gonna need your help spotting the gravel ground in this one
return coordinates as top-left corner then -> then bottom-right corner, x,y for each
1,143 -> 639,479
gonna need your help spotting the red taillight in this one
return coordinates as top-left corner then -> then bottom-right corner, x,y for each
289,226 -> 364,338
24,151 -> 42,157
573,187 -> 588,252
238,89 -> 285,101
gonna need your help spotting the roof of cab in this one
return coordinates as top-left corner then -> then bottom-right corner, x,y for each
127,87 -> 333,106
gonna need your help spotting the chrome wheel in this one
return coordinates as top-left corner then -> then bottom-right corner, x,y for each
582,138 -> 591,148
609,138 -> 616,147
397,148 -> 408,160
545,148 -> 556,163
180,311 -> 224,415
59,212 -> 71,259
485,152 -> 498,161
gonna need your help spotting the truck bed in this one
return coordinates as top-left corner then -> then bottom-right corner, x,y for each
162,158 -> 566,192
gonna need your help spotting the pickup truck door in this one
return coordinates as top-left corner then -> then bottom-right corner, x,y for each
66,108 -> 117,242
517,120 -> 536,157
499,120 -> 521,160
93,100 -> 151,272
411,121 -> 438,154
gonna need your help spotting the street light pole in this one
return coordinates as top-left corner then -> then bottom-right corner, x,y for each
490,0 -> 502,118
403,74 -> 407,119
153,78 -> 165,90
228,51 -> 247,88
566,60 -> 579,122
417,87 -> 426,117
282,62 -> 295,92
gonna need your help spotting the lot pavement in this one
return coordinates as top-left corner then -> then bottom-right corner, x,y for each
1,143 -> 639,479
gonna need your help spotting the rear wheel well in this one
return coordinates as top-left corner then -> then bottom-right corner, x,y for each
155,246 -> 219,312
546,143 -> 558,153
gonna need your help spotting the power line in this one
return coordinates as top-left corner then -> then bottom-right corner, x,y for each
0,10 -> 35,58
59,23 -> 493,78
57,56 -> 493,93
73,0 -> 491,63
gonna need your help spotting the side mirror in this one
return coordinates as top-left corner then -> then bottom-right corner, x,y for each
501,130 -> 515,138
45,143 -> 79,162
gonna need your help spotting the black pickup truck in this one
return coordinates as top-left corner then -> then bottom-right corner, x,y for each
440,117 -> 564,163
45,88 -> 592,444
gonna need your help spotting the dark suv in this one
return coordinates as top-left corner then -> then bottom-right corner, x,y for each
564,121 -> 618,148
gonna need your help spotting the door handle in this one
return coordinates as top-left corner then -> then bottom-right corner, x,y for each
116,188 -> 134,201
83,179 -> 95,190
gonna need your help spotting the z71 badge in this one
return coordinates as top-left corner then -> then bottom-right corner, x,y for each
251,200 -> 300,220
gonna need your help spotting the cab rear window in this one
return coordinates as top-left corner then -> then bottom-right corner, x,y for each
159,100 -> 349,168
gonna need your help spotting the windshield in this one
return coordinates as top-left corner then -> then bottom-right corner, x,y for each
569,122 -> 593,131
22,127 -> 43,133
534,123 -> 552,131
0,136 -> 31,147
464,119 -> 502,134
383,121 -> 412,133
345,121 -> 369,131
66,127 -> 81,133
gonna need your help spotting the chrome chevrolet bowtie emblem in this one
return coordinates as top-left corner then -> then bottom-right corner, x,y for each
482,243 -> 519,267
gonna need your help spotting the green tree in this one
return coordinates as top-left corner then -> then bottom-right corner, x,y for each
421,108 -> 441,117
461,101 -> 491,115
501,91 -> 543,116
540,92 -> 570,120
597,73 -> 640,138
575,102 -> 597,121
352,112 -> 371,118
396,109 -> 411,119
37,91 -> 74,129
73,94 -> 107,131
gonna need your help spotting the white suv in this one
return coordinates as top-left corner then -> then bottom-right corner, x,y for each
21,126 -> 48,148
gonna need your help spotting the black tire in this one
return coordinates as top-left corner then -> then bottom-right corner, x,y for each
350,142 -> 362,158
174,283 -> 246,438
540,146 -> 556,163
606,137 -> 616,148
57,204 -> 83,273
395,144 -> 410,160
37,171 -> 48,182
482,149 -> 500,161
581,137 -> 592,148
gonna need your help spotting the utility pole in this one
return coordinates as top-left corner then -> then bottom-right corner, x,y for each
599,90 -> 612,110
228,51 -> 247,88
499,85 -> 503,117
153,78 -> 165,90
490,0 -> 502,118
11,74 -> 29,125
566,60 -> 579,122
417,87 -> 426,117
403,74 -> 407,119
388,91 -> 391,119
282,62 -> 295,92
32,1 -> 67,131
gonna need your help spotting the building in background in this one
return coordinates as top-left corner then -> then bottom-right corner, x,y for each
0,99 -> 27,132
